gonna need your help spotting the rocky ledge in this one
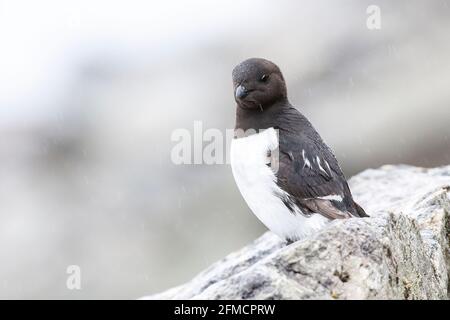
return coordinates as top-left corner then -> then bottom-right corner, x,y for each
144,165 -> 450,300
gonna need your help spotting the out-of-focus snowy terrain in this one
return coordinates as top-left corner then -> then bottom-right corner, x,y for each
0,0 -> 449,298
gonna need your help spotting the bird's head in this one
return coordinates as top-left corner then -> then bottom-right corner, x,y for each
232,58 -> 287,111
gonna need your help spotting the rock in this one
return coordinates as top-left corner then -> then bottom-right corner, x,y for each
143,165 -> 450,300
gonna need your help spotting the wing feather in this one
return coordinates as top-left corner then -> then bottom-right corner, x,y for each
275,132 -> 358,219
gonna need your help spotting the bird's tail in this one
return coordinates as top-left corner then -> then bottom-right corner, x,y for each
354,201 -> 369,217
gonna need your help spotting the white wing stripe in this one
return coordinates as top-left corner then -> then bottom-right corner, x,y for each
316,156 -> 329,176
302,149 -> 311,169
317,194 -> 343,202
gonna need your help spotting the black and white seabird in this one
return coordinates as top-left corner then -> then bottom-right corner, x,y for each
230,58 -> 368,243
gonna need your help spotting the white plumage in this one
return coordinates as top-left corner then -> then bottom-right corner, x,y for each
230,127 -> 330,241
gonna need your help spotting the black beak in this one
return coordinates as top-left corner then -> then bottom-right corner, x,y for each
235,85 -> 248,99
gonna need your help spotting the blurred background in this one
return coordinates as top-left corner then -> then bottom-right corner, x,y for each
1,0 -> 449,299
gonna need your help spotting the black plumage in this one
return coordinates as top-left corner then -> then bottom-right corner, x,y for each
233,58 -> 367,221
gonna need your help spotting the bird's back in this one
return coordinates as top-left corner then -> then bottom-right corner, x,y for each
274,105 -> 368,218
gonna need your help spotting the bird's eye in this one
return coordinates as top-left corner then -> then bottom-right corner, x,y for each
260,74 -> 269,82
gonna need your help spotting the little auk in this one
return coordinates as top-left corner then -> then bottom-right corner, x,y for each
230,58 -> 368,243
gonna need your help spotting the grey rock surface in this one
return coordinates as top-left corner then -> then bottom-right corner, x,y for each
143,165 -> 450,300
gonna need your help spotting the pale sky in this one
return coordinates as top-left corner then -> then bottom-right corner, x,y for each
0,0 -> 275,124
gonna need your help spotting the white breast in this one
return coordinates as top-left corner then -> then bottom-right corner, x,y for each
230,127 -> 329,241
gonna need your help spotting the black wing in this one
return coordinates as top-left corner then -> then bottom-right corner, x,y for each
274,130 -> 366,219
